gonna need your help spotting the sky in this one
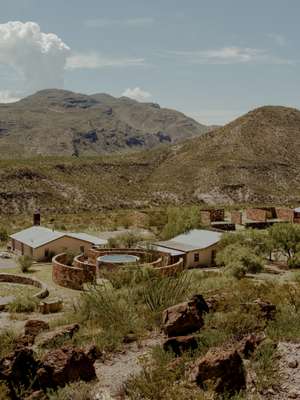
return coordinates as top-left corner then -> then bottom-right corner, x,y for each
0,0 -> 299,124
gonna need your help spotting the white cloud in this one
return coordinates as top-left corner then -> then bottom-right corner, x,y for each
84,17 -> 154,29
66,52 -> 145,70
268,33 -> 286,46
0,90 -> 20,103
0,21 -> 70,93
122,87 -> 152,102
167,46 -> 293,65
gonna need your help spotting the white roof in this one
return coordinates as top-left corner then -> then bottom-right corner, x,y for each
10,226 -> 107,249
155,229 -> 222,252
150,245 -> 185,257
294,207 -> 300,213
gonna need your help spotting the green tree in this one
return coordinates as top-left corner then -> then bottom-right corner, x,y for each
269,223 -> 300,261
17,255 -> 33,273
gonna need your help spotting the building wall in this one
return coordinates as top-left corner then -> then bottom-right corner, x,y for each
13,236 -> 96,261
185,243 -> 219,268
276,208 -> 294,222
246,208 -> 267,222
231,211 -> 243,225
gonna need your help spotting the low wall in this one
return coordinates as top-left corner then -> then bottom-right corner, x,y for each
0,273 -> 49,299
154,258 -> 184,276
52,254 -> 95,290
275,208 -> 294,222
246,208 -> 267,222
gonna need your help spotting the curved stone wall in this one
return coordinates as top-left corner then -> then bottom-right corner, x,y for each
154,258 -> 184,276
0,273 -> 49,299
52,253 -> 95,290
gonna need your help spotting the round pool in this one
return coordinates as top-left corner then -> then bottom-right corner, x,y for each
97,254 -> 140,264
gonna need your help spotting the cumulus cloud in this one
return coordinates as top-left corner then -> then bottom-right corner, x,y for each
0,21 -> 70,93
0,90 -> 20,103
66,52 -> 145,70
167,46 -> 293,65
122,87 -> 152,102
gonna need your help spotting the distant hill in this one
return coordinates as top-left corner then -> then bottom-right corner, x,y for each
0,105 -> 299,214
0,89 -> 210,158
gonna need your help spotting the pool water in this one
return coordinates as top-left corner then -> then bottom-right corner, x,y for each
98,254 -> 140,264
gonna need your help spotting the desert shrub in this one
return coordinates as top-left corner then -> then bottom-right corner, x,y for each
216,245 -> 264,279
101,264 -> 158,290
0,329 -> 17,359
107,232 -> 143,248
0,381 -> 10,400
64,250 -> 76,266
17,255 -> 33,273
0,227 -> 9,243
76,285 -> 145,351
125,346 -> 206,400
141,272 -> 192,312
47,382 -> 94,400
287,252 -> 300,269
250,341 -> 279,392
8,294 -> 37,313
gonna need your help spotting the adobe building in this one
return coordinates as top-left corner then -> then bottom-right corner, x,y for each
152,229 -> 222,268
10,226 -> 107,261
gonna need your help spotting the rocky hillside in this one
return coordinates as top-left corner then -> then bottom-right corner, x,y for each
0,89 -> 209,158
0,105 -> 299,213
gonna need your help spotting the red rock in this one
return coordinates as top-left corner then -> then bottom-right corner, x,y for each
189,348 -> 246,395
163,335 -> 199,356
37,346 -> 96,388
162,295 -> 208,337
237,333 -> 266,358
24,320 -> 49,338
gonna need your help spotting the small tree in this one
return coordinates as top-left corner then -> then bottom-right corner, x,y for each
216,244 -> 264,279
269,223 -> 300,262
18,255 -> 33,273
0,227 -> 9,243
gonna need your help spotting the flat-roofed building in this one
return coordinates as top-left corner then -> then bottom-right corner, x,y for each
10,226 -> 107,261
152,229 -> 222,268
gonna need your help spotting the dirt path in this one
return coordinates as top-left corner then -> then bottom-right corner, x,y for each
94,334 -> 163,399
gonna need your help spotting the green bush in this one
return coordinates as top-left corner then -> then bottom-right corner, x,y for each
287,252 -> 300,269
161,206 -> 201,240
216,244 -> 264,278
47,382 -> 94,400
0,329 -> 17,359
8,294 -> 37,313
269,223 -> 300,261
0,227 -> 9,243
17,255 -> 33,273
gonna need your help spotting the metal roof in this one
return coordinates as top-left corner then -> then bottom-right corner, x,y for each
66,232 -> 107,246
294,207 -> 300,213
155,229 -> 222,252
150,245 -> 185,256
10,226 -> 107,249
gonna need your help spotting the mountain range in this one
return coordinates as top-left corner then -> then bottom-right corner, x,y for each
0,89 -> 210,158
0,90 -> 299,211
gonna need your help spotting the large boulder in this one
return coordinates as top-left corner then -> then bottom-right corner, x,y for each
24,320 -> 49,339
37,346 -> 97,389
163,335 -> 199,356
162,295 -> 208,337
236,333 -> 266,359
0,346 -> 40,398
189,348 -> 246,396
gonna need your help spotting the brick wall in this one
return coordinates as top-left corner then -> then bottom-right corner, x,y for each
200,209 -> 225,225
276,208 -> 294,222
246,208 -> 267,222
231,211 -> 243,225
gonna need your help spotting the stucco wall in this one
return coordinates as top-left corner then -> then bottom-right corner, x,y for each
246,208 -> 267,222
185,243 -> 218,268
231,211 -> 243,225
276,208 -> 294,222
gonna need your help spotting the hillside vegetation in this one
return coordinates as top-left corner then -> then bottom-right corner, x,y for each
0,89 -> 209,158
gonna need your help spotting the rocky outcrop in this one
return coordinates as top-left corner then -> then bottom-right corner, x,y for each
243,299 -> 276,321
37,346 -> 97,389
189,347 -> 246,395
24,320 -> 49,339
162,295 -> 208,337
35,323 -> 79,348
163,335 -> 199,356
237,333 -> 266,359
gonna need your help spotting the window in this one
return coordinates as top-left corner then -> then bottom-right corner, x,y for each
194,253 -> 199,262
44,249 -> 49,258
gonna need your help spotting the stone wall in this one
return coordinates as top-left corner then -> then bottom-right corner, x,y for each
52,254 -> 94,290
200,209 -> 225,225
0,273 -> 48,299
155,258 -> 184,276
87,248 -> 157,265
246,208 -> 267,222
276,208 -> 294,222
231,211 -> 243,225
